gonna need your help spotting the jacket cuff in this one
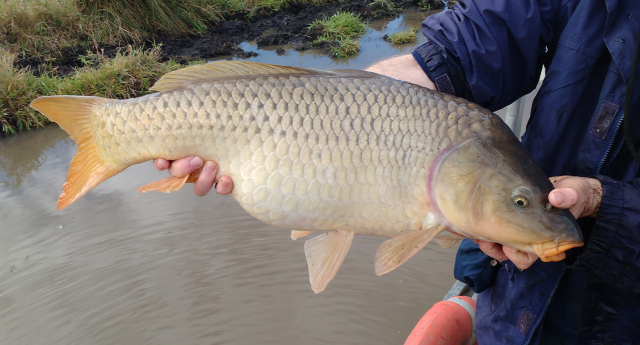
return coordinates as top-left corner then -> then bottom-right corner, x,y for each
412,41 -> 475,102
592,175 -> 624,244
574,176 -> 624,272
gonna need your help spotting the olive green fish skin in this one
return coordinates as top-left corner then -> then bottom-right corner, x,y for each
91,74 -> 495,236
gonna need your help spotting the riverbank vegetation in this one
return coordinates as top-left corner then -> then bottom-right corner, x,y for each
384,27 -> 418,44
1,0 -> 439,135
0,47 -> 198,134
309,11 -> 367,57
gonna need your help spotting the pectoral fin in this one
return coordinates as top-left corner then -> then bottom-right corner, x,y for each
304,230 -> 355,293
291,230 -> 314,240
434,231 -> 465,248
434,237 -> 462,249
138,170 -> 201,194
374,225 -> 443,276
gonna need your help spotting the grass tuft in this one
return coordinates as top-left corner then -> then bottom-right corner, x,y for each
330,39 -> 360,58
0,50 -> 54,134
0,46 -> 202,135
310,11 -> 367,43
385,27 -> 418,44
60,46 -> 193,99
77,0 -> 223,42
366,0 -> 400,17
0,0 -> 87,60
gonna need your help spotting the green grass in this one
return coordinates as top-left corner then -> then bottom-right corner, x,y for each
366,0 -> 400,17
77,0 -> 223,42
330,39 -> 360,58
0,47 -> 202,135
310,11 -> 367,43
0,0 -> 87,61
418,0 -> 431,11
385,27 -> 418,44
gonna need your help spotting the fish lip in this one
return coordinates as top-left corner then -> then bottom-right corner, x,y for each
533,242 -> 584,262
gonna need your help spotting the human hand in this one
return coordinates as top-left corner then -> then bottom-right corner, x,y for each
474,240 -> 539,270
153,157 -> 234,196
548,176 -> 602,218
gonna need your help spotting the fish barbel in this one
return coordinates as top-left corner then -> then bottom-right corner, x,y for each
30,61 -> 582,293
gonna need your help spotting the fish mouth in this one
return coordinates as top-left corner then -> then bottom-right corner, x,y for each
533,241 -> 584,262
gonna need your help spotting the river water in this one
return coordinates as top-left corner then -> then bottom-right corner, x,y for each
0,11 -> 459,345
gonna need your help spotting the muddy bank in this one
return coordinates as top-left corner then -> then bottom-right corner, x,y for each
156,0 -> 436,59
14,0 -> 440,76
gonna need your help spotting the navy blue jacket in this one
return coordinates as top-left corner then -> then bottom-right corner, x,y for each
413,0 -> 640,343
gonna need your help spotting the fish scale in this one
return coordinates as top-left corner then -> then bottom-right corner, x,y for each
90,74 -> 492,237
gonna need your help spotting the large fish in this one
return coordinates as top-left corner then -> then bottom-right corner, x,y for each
30,61 -> 583,293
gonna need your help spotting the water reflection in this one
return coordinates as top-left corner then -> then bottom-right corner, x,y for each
0,126 -> 71,188
0,10 -> 458,345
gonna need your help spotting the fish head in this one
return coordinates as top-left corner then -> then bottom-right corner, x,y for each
431,137 -> 583,262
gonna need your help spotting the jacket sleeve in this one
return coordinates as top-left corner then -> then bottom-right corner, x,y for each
575,176 -> 640,289
416,0 -> 572,110
453,239 -> 500,293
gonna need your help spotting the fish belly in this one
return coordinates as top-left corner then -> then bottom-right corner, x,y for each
91,75 -> 493,236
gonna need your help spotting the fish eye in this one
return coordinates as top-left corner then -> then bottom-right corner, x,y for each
513,196 -> 529,207
511,186 -> 533,208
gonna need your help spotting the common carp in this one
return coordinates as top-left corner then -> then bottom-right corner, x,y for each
30,61 -> 583,293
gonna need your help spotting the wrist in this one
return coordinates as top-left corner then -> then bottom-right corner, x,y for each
365,54 -> 435,89
585,177 -> 603,217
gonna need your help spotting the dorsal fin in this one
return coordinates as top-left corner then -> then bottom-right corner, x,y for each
150,61 -> 324,92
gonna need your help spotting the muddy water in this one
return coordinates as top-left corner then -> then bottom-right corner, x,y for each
0,11 -> 458,345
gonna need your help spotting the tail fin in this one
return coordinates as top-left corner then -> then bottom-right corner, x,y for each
30,96 -> 122,210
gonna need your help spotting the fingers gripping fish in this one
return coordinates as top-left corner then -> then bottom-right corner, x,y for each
30,61 -> 583,293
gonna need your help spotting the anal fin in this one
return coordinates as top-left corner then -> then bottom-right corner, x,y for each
291,230 -> 314,240
304,230 -> 355,293
138,169 -> 201,194
374,225 -> 444,276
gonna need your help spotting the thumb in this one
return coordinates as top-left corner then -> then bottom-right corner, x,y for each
548,188 -> 579,209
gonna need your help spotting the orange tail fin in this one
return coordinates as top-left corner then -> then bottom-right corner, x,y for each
30,96 -> 122,210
